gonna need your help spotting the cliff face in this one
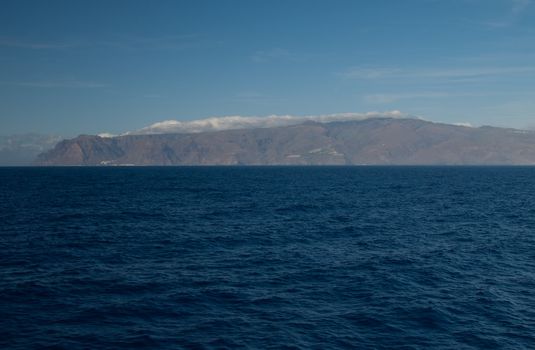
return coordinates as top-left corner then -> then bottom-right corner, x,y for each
35,118 -> 535,165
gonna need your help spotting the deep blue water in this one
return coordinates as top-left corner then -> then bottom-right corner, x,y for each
2,167 -> 535,349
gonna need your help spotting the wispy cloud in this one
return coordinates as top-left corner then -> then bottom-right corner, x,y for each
484,0 -> 532,27
364,92 -> 452,104
0,37 -> 73,49
230,91 -> 287,104
252,48 -> 295,63
143,93 -> 165,99
0,33 -> 211,51
97,34 -> 206,50
1,80 -> 107,88
250,48 -> 323,63
512,0 -> 531,15
363,91 -> 487,104
342,66 -> 535,81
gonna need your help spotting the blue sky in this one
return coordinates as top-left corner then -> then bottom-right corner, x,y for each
1,0 -> 535,135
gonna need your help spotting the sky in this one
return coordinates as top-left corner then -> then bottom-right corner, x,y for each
1,0 -> 535,136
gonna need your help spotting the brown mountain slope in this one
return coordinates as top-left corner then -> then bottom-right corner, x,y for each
35,118 -> 535,165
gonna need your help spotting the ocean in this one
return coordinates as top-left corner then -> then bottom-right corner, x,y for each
1,166 -> 535,349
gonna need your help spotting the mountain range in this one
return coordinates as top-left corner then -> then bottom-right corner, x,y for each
35,117 -> 535,166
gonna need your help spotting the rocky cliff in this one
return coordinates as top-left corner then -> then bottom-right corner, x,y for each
35,118 -> 535,165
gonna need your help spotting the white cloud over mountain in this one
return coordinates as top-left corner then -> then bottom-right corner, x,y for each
127,110 -> 408,135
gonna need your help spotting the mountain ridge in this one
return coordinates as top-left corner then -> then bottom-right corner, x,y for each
35,118 -> 535,166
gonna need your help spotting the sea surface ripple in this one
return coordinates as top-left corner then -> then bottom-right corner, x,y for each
2,166 -> 535,349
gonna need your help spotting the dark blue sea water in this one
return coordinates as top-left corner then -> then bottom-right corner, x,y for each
2,167 -> 535,349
